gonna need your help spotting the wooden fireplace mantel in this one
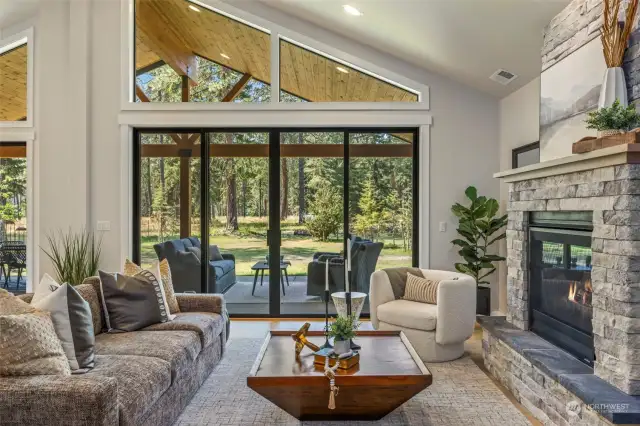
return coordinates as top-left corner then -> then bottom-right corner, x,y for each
494,143 -> 640,183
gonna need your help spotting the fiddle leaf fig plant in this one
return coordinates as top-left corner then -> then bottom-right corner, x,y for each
451,186 -> 508,286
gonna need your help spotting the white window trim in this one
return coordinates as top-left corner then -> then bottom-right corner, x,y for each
0,27 -> 34,128
120,0 -> 429,111
0,129 -> 37,293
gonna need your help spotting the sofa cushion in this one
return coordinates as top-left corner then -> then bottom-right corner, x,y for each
95,331 -> 201,381
376,299 -> 437,331
142,312 -> 224,348
211,259 -> 234,277
90,354 -> 171,425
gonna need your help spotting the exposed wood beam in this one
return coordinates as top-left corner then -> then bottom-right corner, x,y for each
0,146 -> 26,158
136,0 -> 198,84
141,144 -> 412,158
179,156 -> 191,238
135,85 -> 151,103
136,59 -> 165,76
181,75 -> 189,102
222,73 -> 251,102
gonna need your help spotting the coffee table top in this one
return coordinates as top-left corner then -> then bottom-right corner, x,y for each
247,330 -> 432,421
251,261 -> 291,270
249,330 -> 431,380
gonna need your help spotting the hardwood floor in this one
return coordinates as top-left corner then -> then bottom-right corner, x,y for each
231,319 -> 541,426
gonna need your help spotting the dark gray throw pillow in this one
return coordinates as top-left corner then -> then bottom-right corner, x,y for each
32,283 -> 95,372
98,270 -> 169,332
209,245 -> 223,261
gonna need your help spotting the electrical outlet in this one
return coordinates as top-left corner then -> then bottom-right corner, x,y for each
97,221 -> 111,231
439,222 -> 447,232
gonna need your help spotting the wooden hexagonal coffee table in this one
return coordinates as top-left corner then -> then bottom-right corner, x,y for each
247,330 -> 432,421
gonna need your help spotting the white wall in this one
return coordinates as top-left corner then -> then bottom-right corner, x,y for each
497,77 -> 540,313
2,0 -> 501,298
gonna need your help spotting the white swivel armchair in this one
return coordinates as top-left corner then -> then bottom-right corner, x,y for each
370,269 -> 476,362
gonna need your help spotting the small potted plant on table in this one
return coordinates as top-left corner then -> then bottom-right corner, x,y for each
585,99 -> 640,137
327,315 -> 359,355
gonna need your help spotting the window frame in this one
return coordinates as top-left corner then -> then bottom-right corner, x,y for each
122,0 -> 428,110
0,27 -> 34,128
512,141 -> 540,169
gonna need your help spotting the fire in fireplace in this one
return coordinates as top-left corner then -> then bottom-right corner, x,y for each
529,211 -> 595,367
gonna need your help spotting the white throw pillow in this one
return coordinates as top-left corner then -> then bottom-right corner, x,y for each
31,273 -> 61,304
32,282 -> 96,372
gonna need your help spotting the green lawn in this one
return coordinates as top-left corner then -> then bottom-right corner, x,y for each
140,217 -> 411,276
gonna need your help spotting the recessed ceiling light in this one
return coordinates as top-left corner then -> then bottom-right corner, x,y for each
336,66 -> 349,74
343,5 -> 363,16
220,53 -> 230,60
188,4 -> 200,12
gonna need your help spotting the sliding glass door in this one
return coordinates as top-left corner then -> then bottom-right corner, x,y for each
133,128 -> 418,317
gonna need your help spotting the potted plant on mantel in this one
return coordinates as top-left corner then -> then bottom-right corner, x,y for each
327,315 -> 359,355
451,186 -> 508,315
598,0 -> 638,109
573,99 -> 640,153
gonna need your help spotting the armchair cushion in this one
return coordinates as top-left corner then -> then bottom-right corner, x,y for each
211,259 -> 234,277
376,299 -> 437,331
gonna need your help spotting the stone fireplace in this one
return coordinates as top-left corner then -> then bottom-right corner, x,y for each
479,145 -> 640,426
502,148 -> 639,396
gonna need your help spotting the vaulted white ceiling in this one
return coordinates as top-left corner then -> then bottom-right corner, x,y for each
256,0 -> 571,98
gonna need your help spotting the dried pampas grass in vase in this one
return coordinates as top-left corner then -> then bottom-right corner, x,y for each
598,0 -> 639,108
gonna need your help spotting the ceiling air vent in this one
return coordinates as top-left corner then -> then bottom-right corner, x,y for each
490,69 -> 518,85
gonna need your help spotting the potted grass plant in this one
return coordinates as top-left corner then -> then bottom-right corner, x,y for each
41,228 -> 102,285
327,315 -> 360,355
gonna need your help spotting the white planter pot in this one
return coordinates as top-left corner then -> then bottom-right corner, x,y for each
598,67 -> 628,108
333,339 -> 350,355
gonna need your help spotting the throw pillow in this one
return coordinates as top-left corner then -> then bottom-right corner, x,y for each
31,273 -> 61,304
124,259 -> 179,314
186,246 -> 202,260
98,267 -> 171,332
403,273 -> 439,305
0,291 -> 70,376
209,245 -> 223,261
32,282 -> 95,372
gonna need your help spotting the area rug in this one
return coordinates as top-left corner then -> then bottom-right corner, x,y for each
174,337 -> 532,426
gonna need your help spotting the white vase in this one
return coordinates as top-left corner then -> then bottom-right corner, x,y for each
598,67 -> 628,109
333,339 -> 350,355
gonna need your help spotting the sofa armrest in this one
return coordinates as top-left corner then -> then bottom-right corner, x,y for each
0,375 -> 118,425
369,270 -> 396,329
435,276 -> 476,345
221,253 -> 235,262
176,293 -> 225,314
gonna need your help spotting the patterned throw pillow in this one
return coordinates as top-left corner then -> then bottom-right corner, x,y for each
0,291 -> 71,376
124,259 -> 179,314
403,273 -> 439,305
98,265 -> 172,332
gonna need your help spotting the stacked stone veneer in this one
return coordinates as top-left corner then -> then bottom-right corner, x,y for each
483,330 -> 613,426
506,164 -> 640,395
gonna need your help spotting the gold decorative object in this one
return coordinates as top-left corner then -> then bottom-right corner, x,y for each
601,0 -> 638,68
292,323 -> 320,356
313,348 -> 360,370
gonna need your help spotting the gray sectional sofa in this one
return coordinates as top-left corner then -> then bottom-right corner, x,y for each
0,277 -> 229,426
154,237 -> 236,294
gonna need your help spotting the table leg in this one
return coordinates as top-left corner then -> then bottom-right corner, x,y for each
281,274 -> 286,296
251,270 -> 259,296
283,268 -> 290,286
260,270 -> 265,287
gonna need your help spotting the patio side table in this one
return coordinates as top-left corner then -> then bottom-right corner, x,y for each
251,261 -> 291,296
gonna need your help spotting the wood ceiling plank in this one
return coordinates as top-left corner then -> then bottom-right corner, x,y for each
136,0 -> 198,84
0,44 -> 27,121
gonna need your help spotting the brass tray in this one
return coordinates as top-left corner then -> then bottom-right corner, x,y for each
313,349 -> 360,370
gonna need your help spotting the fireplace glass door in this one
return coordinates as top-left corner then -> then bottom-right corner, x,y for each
529,227 -> 594,366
